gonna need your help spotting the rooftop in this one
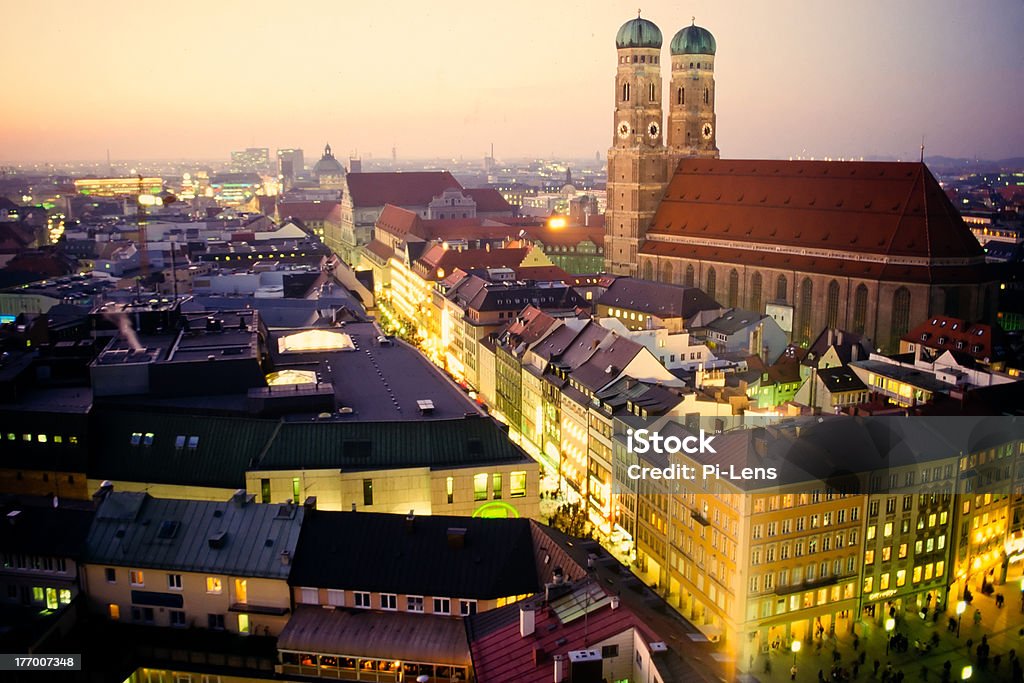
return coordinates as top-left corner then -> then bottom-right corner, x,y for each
597,277 -> 722,319
85,491 -> 305,579
289,511 -> 538,598
346,171 -> 462,208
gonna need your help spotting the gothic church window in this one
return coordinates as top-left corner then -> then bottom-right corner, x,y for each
826,280 -> 841,329
853,285 -> 868,334
776,275 -> 788,302
706,267 -> 717,299
685,264 -> 695,288
728,269 -> 739,307
798,278 -> 813,343
750,273 -> 763,312
891,287 -> 912,340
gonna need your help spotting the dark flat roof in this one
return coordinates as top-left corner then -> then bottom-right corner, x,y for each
289,511 -> 538,598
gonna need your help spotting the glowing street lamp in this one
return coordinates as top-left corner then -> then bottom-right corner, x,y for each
791,639 -> 801,665
885,618 -> 896,654
956,600 -> 967,638
961,664 -> 972,680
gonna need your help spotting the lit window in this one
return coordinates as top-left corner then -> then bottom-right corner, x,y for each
206,577 -> 222,594
130,570 -> 144,587
473,473 -> 488,501
510,471 -> 527,498
109,604 -> 120,620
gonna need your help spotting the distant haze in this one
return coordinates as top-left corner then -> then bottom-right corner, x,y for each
3,0 -> 1022,163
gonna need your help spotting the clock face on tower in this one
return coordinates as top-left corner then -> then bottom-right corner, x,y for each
617,121 -> 631,139
702,123 -> 714,140
647,122 -> 660,139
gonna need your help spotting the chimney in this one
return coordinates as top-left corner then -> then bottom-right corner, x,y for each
231,489 -> 248,507
92,480 -> 114,506
827,328 -> 834,346
520,606 -> 536,637
851,344 -> 860,362
280,550 -> 291,566
447,527 -> 467,549
351,503 -> 356,512
837,331 -> 844,346
405,510 -> 415,534
303,496 -> 317,511
553,654 -> 566,682
552,566 -> 564,585
610,595 -> 620,610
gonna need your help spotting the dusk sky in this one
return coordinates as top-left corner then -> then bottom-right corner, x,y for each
4,0 -> 1023,163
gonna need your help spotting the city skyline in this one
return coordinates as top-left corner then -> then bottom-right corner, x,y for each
3,0 -> 1024,164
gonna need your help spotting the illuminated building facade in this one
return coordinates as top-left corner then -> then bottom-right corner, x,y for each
73,177 -> 162,197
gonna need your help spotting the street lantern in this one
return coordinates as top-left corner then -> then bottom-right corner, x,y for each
791,639 -> 801,665
956,600 -> 966,637
961,664 -> 972,680
884,618 -> 896,654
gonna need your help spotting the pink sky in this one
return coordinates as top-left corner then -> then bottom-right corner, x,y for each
3,0 -> 1022,162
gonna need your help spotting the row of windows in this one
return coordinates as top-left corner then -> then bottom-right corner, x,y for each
864,535 -> 946,565
619,54 -> 660,65
752,583 -> 856,620
4,433 -> 79,445
750,558 -> 857,594
752,532 -> 859,565
298,587 -> 477,616
109,569 -> 247,601
863,562 -> 944,593
23,585 -> 73,609
1,554 -> 68,573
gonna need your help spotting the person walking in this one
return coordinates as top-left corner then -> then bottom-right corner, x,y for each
791,663 -> 798,681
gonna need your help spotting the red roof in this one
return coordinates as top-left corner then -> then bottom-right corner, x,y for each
901,315 -> 1001,360
468,587 -> 656,683
520,224 -> 605,248
463,188 -> 513,213
375,204 -> 422,240
646,159 -> 984,264
346,171 -> 462,208
277,200 -> 342,223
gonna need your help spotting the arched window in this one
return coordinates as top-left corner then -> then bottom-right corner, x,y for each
622,82 -> 630,102
642,260 -> 654,280
703,87 -> 709,105
684,264 -> 695,288
677,88 -> 684,105
826,280 -> 841,329
853,284 -> 868,334
660,261 -> 673,284
798,278 -> 813,343
775,275 -> 788,302
750,273 -> 763,312
649,83 -> 656,102
706,267 -> 717,300
891,287 -> 911,340
728,269 -> 739,308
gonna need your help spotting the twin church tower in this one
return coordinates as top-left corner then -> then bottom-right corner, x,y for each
605,13 -> 719,276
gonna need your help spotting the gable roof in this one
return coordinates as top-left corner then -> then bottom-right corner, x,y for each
597,277 -> 722,319
901,316 -> 1003,361
647,160 -> 983,260
346,172 -> 462,208
463,187 -> 513,213
289,511 -> 538,598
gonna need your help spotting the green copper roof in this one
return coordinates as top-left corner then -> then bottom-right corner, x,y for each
670,24 -> 716,55
616,16 -> 663,49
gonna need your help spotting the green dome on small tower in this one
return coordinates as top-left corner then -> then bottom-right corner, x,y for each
670,22 -> 716,56
616,13 -> 663,49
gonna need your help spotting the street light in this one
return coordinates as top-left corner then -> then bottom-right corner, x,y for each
956,600 -> 967,638
791,639 -> 801,665
961,664 -> 972,680
885,618 -> 895,654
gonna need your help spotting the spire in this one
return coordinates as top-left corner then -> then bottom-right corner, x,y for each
324,142 -> 333,158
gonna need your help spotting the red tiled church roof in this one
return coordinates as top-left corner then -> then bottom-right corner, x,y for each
645,159 -> 983,262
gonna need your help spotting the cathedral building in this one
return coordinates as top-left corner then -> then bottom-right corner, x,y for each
604,15 -> 995,352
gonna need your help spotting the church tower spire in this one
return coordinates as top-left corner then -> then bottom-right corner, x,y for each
605,12 -> 668,276
667,21 -> 719,160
